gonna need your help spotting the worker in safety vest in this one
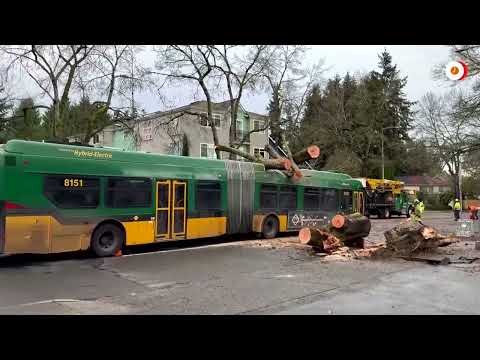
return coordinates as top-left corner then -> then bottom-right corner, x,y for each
453,198 -> 462,221
412,198 -> 425,223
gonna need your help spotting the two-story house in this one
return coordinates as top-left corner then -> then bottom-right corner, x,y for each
98,100 -> 269,160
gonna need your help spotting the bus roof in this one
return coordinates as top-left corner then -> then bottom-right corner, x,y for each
3,139 -> 252,170
3,140 -> 363,190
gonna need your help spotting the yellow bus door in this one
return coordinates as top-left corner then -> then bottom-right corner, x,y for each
172,181 -> 186,239
155,180 -> 187,240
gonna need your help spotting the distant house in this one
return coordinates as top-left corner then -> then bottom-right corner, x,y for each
395,175 -> 452,194
98,100 -> 269,160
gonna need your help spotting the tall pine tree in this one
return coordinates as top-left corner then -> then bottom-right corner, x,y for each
0,86 -> 13,143
374,49 -> 414,177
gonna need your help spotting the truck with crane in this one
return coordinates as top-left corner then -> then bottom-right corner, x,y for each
355,178 -> 414,219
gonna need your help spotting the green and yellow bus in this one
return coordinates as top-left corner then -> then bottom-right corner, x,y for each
0,140 -> 365,257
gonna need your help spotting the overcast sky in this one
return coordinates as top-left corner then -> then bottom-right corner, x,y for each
134,45 -> 468,115
7,45 -> 471,116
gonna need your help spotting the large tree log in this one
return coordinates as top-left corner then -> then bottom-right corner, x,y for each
215,145 -> 292,171
329,213 -> 372,243
383,221 -> 451,255
292,145 -> 320,164
298,213 -> 371,252
298,228 -> 341,252
264,144 -> 281,159
281,134 -> 303,179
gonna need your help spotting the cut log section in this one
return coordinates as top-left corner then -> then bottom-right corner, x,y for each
292,145 -> 320,164
298,213 -> 371,252
298,227 -> 341,252
215,145 -> 292,171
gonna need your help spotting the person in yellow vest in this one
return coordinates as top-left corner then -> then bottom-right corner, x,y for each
412,198 -> 425,223
453,198 -> 462,221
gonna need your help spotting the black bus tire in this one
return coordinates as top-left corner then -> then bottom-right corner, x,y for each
91,223 -> 125,257
262,216 -> 279,239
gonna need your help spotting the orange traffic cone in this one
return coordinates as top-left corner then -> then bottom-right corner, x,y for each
114,249 -> 123,257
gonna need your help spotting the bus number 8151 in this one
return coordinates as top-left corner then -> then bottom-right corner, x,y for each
64,179 -> 83,187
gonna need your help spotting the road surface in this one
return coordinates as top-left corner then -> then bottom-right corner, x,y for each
1,211 -> 479,314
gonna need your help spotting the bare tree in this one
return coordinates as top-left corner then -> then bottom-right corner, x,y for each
262,46 -> 325,148
416,90 -> 479,198
209,45 -> 270,154
1,45 -> 94,139
74,45 -> 151,143
152,45 -> 222,158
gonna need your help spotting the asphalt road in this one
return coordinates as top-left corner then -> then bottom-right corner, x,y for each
1,211 -> 479,314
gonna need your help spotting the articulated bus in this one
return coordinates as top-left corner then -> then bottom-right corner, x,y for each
0,140 -> 365,257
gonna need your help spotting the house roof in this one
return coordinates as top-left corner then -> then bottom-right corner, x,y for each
131,100 -> 268,125
395,175 -> 451,187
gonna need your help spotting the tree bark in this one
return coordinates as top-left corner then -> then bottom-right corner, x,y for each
264,144 -> 281,159
281,134 -> 302,178
215,144 -> 292,170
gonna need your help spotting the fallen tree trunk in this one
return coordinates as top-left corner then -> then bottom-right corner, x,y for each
298,213 -> 371,252
264,144 -> 282,159
298,227 -> 341,252
281,134 -> 303,179
215,145 -> 292,171
292,145 -> 320,164
383,221 -> 451,255
264,145 -> 296,177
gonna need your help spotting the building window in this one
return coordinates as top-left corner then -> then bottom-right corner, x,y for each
260,184 -> 278,209
196,181 -> 222,210
199,113 -> 221,128
93,134 -> 100,143
105,178 -> 152,208
143,127 -> 152,141
254,147 -> 266,159
200,143 -> 216,159
253,118 -> 266,132
44,175 -> 100,209
279,186 -> 297,210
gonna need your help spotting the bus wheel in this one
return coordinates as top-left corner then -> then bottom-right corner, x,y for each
262,216 -> 279,239
91,223 -> 124,257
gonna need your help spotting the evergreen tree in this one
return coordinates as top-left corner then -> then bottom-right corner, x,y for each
0,86 -> 13,143
12,98 -> 44,141
374,49 -> 414,176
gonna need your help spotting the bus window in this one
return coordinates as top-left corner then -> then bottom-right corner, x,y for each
260,184 -> 278,209
44,175 -> 100,209
279,186 -> 296,210
341,190 -> 353,213
196,181 -> 221,210
321,189 -> 337,211
106,178 -> 152,208
304,187 -> 321,210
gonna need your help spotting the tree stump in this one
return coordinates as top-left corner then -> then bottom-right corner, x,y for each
384,221 -> 447,255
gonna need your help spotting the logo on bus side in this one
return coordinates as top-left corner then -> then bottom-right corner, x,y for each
288,211 -> 328,229
58,147 -> 113,159
73,149 -> 112,159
